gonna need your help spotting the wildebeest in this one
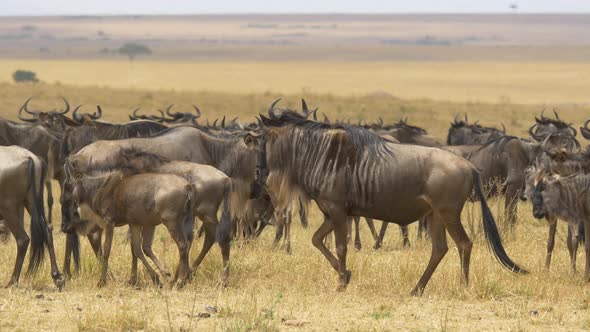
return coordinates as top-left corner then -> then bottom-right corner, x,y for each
250,103 -> 526,294
115,149 -> 233,283
531,171 -> 590,280
447,114 -> 505,145
62,125 -> 261,284
528,110 -> 580,152
522,164 -> 583,271
0,146 -> 63,289
63,166 -> 195,287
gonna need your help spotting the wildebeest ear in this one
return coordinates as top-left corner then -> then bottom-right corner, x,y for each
243,132 -> 259,147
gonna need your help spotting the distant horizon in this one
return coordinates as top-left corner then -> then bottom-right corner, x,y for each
2,0 -> 590,17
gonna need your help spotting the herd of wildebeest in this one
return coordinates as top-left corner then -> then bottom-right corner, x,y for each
1,97 -> 590,295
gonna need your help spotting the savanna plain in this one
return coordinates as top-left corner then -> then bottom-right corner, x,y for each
1,14 -> 590,331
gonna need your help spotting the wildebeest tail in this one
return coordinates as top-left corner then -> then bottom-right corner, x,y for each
69,232 -> 81,270
473,169 -> 528,274
298,197 -> 308,229
216,181 -> 232,246
183,184 -> 195,244
27,158 -> 48,276
578,222 -> 585,245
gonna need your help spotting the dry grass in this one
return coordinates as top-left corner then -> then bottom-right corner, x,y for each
2,59 -> 590,104
0,80 -> 590,330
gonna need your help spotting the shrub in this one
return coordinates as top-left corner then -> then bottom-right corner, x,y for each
12,70 -> 39,83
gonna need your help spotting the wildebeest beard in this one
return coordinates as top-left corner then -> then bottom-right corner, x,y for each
260,112 -> 396,211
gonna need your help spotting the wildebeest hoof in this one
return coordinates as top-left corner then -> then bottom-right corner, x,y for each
97,279 -> 107,288
53,275 -> 66,291
4,280 -> 16,288
410,287 -> 424,296
127,277 -> 138,286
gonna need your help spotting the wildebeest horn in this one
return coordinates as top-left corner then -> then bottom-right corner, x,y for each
72,104 -> 83,122
165,104 -> 175,117
132,108 -> 141,118
55,97 -> 70,115
541,134 -> 553,148
464,114 -> 468,123
312,108 -> 318,121
268,98 -> 282,114
453,114 -> 460,124
92,105 -> 102,119
221,116 -> 226,128
212,119 -> 218,128
323,113 -> 330,123
528,123 -> 544,141
18,98 -> 37,122
580,119 -> 590,140
378,117 -> 383,126
568,125 -> 577,138
301,99 -> 309,114
500,123 -> 506,133
192,105 -> 201,118
22,97 -> 40,115
552,109 -> 559,120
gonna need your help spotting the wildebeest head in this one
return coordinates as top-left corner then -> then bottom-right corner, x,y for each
18,97 -> 79,130
579,118 -> 590,141
531,177 -> 547,219
528,109 -> 579,151
72,104 -> 103,123
447,114 -> 505,145
162,104 -> 201,125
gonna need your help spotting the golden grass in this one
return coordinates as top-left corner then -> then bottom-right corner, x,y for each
0,81 -> 590,330
2,59 -> 590,103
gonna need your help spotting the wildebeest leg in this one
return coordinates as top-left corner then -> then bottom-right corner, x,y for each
354,216 -> 362,251
128,241 -> 138,285
373,221 -> 389,250
417,216 -> 431,240
401,226 -> 410,248
3,206 -> 28,287
129,224 -> 160,286
42,214 -> 64,289
333,212 -> 351,291
346,217 -> 352,244
504,182 -> 519,226
298,197 -> 308,229
87,229 -> 103,259
545,218 -> 557,271
284,207 -> 292,254
97,223 -> 114,288
365,218 -> 378,241
45,180 -> 53,226
567,224 -> 577,273
445,216 -> 473,286
411,216 -> 448,295
584,220 -> 590,282
311,216 -> 338,271
191,222 -> 215,271
142,225 -> 172,280
254,214 -> 271,237
63,235 -> 73,279
274,215 -> 285,246
163,224 -> 191,287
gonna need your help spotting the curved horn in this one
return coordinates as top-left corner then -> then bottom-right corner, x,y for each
22,97 -> 39,115
18,99 -> 37,122
464,114 -> 468,123
165,104 -> 175,117
581,119 -> 590,140
191,105 -> 201,118
92,105 -> 102,119
528,123 -> 544,141
301,99 -> 309,114
500,123 -> 506,133
212,119 -> 218,129
132,108 -> 141,119
221,116 -> 226,128
568,125 -> 577,138
453,114 -> 460,124
312,108 -> 318,121
552,109 -> 559,120
72,104 -> 83,122
378,117 -> 383,126
267,98 -> 282,113
55,97 -> 70,115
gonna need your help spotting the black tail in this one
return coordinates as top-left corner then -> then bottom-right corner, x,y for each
26,158 -> 48,276
183,186 -> 195,245
578,222 -> 585,245
298,197 -> 308,229
473,170 -> 527,274
216,182 -> 232,246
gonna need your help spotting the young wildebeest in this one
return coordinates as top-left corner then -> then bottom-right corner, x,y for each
249,104 -> 526,294
0,146 -> 63,288
116,149 -> 233,283
63,167 -> 196,287
522,164 -> 584,271
531,172 -> 590,280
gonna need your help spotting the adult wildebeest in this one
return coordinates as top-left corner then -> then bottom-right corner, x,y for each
531,171 -> 590,281
0,146 -> 63,289
249,103 -> 526,294
447,114 -> 505,145
62,125 -> 261,285
528,110 -> 580,152
63,166 -> 195,287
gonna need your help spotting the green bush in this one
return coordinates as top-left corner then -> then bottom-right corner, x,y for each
12,70 -> 39,83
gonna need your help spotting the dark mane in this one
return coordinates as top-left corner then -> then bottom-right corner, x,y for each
264,110 -> 395,157
535,116 -> 572,129
391,120 -> 428,135
477,135 -> 520,154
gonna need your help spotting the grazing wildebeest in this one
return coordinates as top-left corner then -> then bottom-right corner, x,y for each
63,166 -> 195,287
531,171 -> 590,280
0,146 -> 63,289
249,104 -> 526,294
447,114 -> 505,146
522,163 -> 584,271
61,126 -> 260,285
